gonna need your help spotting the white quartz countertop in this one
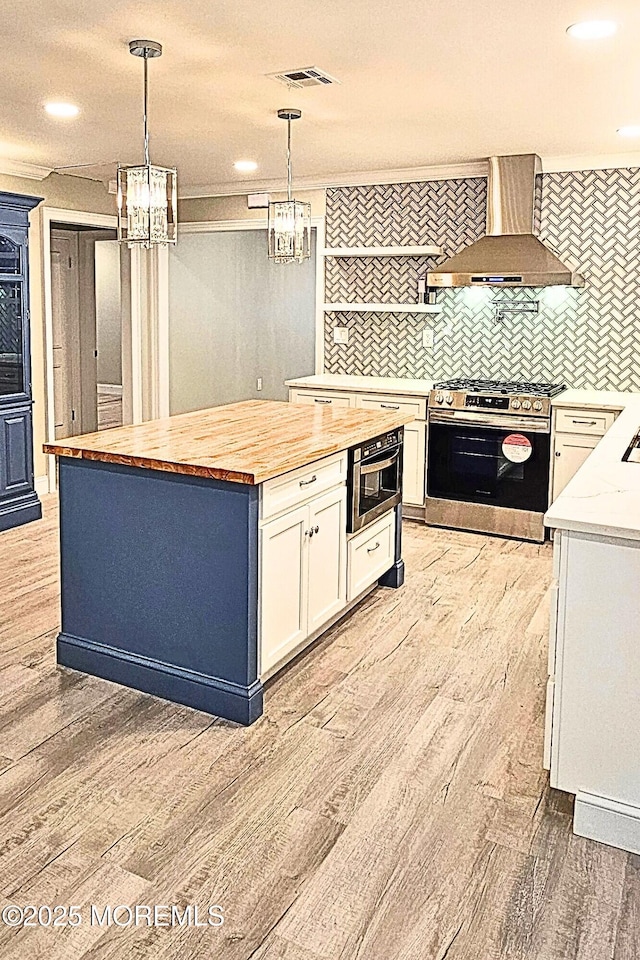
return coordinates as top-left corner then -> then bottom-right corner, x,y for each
546,393 -> 640,540
285,374 -> 435,396
551,388 -> 636,411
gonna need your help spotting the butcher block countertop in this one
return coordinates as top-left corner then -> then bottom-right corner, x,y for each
43,399 -> 413,485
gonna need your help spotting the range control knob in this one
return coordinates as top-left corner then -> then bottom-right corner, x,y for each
522,399 -> 532,410
511,398 -> 521,410
435,392 -> 444,404
445,393 -> 453,405
533,400 -> 543,411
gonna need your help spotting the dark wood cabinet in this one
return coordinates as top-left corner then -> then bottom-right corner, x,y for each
0,192 -> 42,532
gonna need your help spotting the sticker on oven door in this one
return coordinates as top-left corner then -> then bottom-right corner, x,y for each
502,433 -> 532,463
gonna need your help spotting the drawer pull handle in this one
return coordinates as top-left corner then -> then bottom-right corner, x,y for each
570,419 -> 597,426
367,541 -> 381,553
381,403 -> 400,410
314,525 -> 319,534
314,398 -> 331,404
555,451 -> 561,457
299,475 -> 317,486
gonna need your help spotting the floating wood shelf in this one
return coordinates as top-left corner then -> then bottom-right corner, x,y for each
324,302 -> 442,314
323,245 -> 443,257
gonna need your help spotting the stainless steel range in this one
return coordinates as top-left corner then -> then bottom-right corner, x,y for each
426,379 -> 566,541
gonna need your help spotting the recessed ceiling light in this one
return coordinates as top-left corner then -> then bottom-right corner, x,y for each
45,102 -> 80,119
234,160 -> 258,173
566,20 -> 617,40
617,125 -> 640,137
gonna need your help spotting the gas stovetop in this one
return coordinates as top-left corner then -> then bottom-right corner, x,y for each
433,378 -> 566,398
428,379 -> 566,417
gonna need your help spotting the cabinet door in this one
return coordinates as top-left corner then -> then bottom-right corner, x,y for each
289,388 -> 354,408
260,504 -> 309,674
0,405 -> 33,500
402,421 -> 426,506
552,434 -> 599,501
0,276 -> 25,398
307,486 -> 347,635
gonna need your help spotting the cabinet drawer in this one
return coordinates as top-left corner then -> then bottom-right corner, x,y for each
555,407 -> 616,437
262,452 -> 347,521
355,393 -> 426,421
347,510 -> 395,601
289,388 -> 355,408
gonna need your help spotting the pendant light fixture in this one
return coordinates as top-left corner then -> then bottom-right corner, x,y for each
117,40 -> 177,248
268,108 -> 311,263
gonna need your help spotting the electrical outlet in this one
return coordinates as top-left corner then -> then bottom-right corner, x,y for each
422,328 -> 434,350
333,326 -> 349,345
256,377 -> 263,391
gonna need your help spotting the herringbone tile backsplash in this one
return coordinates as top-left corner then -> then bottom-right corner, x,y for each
324,169 -> 640,390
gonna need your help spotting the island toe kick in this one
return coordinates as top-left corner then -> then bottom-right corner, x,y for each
54,449 -> 405,725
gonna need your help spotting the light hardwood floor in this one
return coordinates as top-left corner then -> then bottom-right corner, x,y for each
0,498 -> 638,959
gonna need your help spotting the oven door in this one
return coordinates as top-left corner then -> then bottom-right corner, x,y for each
427,412 -> 551,513
350,444 -> 403,533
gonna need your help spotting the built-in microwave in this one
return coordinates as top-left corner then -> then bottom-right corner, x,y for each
348,428 -> 403,534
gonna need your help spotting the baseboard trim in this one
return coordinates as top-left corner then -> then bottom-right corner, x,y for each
0,493 -> 42,532
98,383 -> 123,397
379,559 -> 405,589
574,790 -> 640,855
35,474 -> 50,496
57,632 -> 263,725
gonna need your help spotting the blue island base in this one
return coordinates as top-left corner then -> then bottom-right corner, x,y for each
57,633 -> 263,725
56,457 -> 263,725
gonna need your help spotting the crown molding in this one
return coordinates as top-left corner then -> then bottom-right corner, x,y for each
178,152 -> 640,200
0,158 -> 53,181
541,152 -> 640,173
178,161 -> 490,199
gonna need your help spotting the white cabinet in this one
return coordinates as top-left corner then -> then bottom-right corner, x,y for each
288,388 -> 354,408
347,510 -> 396,601
551,404 -> 621,502
260,505 -> 308,674
355,393 -> 427,420
261,451 -> 347,521
552,434 -> 599,500
260,486 -> 347,676
307,489 -> 348,634
401,422 -> 426,506
555,408 -> 616,437
544,527 -> 640,853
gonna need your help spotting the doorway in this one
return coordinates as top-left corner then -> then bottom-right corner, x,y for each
50,224 -> 123,437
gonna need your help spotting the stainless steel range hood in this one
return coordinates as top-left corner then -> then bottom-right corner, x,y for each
427,154 -> 584,287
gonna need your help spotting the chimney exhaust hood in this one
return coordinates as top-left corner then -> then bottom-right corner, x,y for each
427,154 -> 584,288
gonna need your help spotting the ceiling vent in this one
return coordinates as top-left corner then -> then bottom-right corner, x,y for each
268,66 -> 340,88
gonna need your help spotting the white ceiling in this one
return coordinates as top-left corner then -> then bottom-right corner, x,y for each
4,0 -> 640,194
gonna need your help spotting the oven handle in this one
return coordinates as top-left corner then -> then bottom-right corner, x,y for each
428,410 -> 550,434
360,447 -> 401,474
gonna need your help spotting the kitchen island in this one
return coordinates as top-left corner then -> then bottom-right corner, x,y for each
44,400 -> 412,725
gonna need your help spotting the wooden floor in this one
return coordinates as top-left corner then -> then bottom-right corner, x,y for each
0,499 -> 638,959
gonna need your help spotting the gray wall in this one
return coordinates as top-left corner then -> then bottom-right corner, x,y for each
324,169 -> 640,391
95,240 -> 122,386
168,228 -> 316,414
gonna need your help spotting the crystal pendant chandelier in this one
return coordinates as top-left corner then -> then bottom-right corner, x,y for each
268,108 -> 311,263
117,40 -> 177,248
